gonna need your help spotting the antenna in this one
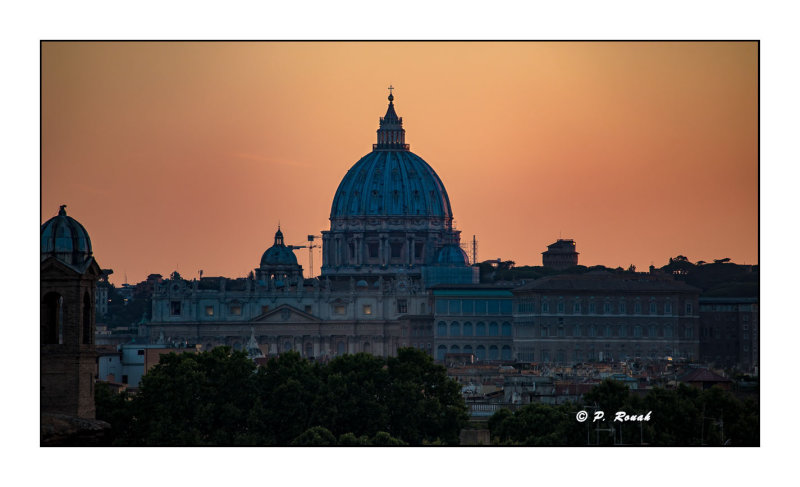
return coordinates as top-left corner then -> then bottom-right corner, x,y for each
472,235 -> 478,265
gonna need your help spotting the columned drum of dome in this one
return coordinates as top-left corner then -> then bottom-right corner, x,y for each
322,92 -> 461,278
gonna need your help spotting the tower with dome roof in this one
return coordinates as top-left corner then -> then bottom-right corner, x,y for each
40,205 -> 102,419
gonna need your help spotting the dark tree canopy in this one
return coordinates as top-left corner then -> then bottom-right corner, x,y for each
97,347 -> 467,446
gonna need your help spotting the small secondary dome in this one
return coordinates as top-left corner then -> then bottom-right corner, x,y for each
260,227 -> 299,267
436,244 -> 470,266
41,205 -> 93,267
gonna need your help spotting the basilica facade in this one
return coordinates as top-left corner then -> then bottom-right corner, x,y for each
146,92 -> 477,359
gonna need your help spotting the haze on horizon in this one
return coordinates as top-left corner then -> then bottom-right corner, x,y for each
41,42 -> 758,286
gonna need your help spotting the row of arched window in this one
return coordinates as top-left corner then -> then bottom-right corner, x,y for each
535,324 -> 692,339
437,321 -> 512,337
437,344 -> 512,361
518,298 -> 691,316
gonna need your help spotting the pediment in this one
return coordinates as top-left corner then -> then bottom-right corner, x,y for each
250,304 -> 320,324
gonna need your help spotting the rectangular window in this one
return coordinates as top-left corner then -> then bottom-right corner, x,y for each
462,299 -> 474,315
665,302 -> 672,314
230,305 -> 242,316
122,375 -> 128,384
475,300 -> 487,314
415,242 -> 424,261
368,242 -> 379,258
619,302 -> 626,313
634,302 -> 642,314
436,299 -> 447,314
334,305 -> 346,315
420,302 -> 426,314
205,306 -> 214,316
500,300 -> 512,315
170,301 -> 181,316
604,302 -> 612,314
305,305 -> 312,314
363,305 -> 372,315
542,302 -> 550,313
557,301 -> 565,313
574,302 -> 581,313
390,242 -> 402,258
649,302 -> 657,314
488,300 -> 500,315
261,305 -> 270,314
137,349 -> 144,356
589,302 -> 596,314
449,299 -> 461,314
686,303 -> 693,315
397,299 -> 408,314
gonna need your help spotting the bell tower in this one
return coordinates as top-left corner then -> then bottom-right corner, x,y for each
40,205 -> 102,419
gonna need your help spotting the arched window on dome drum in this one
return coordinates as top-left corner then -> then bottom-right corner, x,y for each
437,345 -> 447,361
501,322 -> 512,337
437,321 -> 447,337
82,291 -> 92,345
489,322 -> 499,337
501,345 -> 512,361
488,345 -> 499,361
476,322 -> 486,336
476,345 -> 486,361
450,322 -> 460,337
463,322 -> 473,336
41,292 -> 63,345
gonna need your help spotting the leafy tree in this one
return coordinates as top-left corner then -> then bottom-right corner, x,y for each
291,426 -> 337,446
385,348 -> 468,445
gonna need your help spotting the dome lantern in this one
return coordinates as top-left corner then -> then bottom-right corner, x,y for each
374,85 -> 409,151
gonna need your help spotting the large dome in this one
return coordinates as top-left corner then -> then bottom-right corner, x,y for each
330,150 -> 453,219
321,91 -> 462,279
41,205 -> 93,267
330,91 -> 452,221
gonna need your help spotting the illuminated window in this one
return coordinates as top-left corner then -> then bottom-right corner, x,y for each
261,305 -> 270,314
205,306 -> 214,316
230,305 -> 242,316
363,305 -> 372,315
170,301 -> 181,316
334,305 -> 346,315
397,299 -> 408,314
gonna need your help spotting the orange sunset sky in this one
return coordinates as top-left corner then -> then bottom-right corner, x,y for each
42,41 -> 757,285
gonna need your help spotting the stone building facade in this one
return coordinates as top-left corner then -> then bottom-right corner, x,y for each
431,285 -> 514,362
542,239 -> 579,270
145,92 -> 476,362
512,271 -> 700,364
699,297 -> 759,372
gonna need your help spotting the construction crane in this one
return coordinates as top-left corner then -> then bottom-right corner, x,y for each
287,234 -> 322,278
